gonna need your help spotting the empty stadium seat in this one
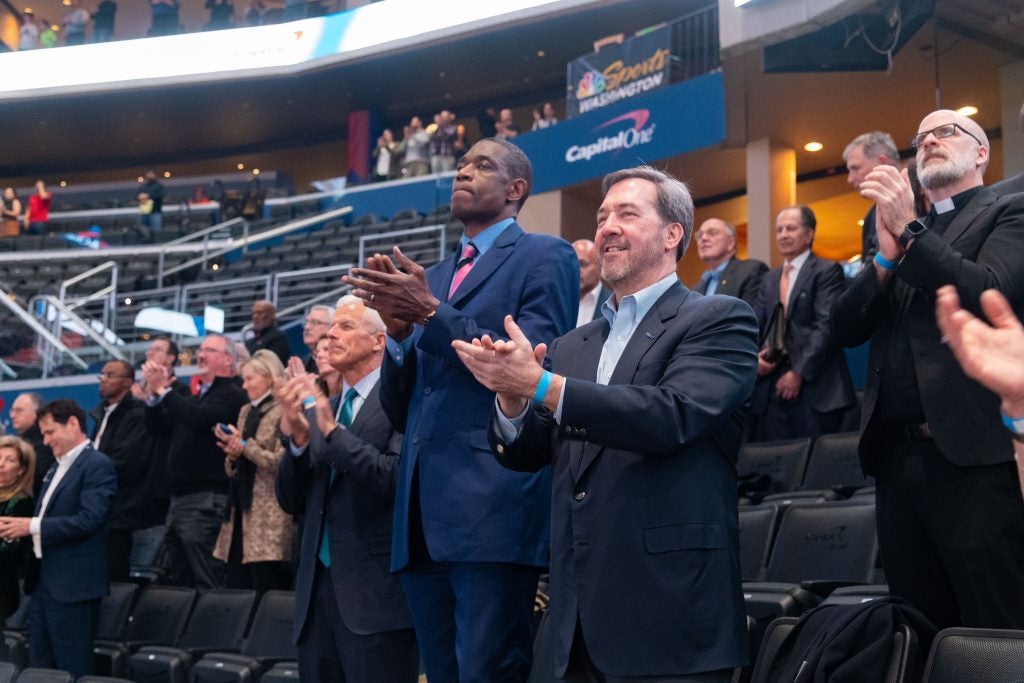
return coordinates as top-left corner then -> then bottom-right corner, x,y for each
189,591 -> 296,683
921,628 -> 1024,683
93,585 -> 196,677
129,589 -> 257,683
95,583 -> 139,642
799,432 -> 872,496
128,526 -> 166,585
743,500 -> 878,625
737,438 -> 812,501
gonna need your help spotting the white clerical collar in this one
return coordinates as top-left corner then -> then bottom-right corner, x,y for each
933,197 -> 955,214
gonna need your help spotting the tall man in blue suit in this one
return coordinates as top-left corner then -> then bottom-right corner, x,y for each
453,166 -> 759,681
344,138 -> 579,682
275,296 -> 418,683
0,399 -> 117,679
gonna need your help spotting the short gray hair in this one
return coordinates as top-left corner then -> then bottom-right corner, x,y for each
307,304 -> 333,318
335,294 -> 386,335
601,166 -> 694,260
844,131 -> 898,163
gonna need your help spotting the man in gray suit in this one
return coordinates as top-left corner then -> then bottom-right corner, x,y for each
692,218 -> 767,309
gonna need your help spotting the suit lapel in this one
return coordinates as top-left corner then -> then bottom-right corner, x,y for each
447,223 -> 522,307
39,446 -> 90,515
784,255 -> 814,317
350,382 -> 380,434
573,284 -> 683,481
717,258 -> 738,295
942,189 -> 995,247
569,321 -> 609,481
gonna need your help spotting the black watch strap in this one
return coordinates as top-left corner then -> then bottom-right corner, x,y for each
898,219 -> 927,250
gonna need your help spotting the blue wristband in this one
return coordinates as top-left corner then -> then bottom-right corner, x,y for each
873,253 -> 897,270
532,370 -> 552,404
1000,409 -> 1024,435
302,396 -> 315,409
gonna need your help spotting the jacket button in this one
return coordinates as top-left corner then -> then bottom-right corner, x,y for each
574,491 -> 586,501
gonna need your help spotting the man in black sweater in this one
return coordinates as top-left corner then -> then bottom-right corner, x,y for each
142,333 -> 246,589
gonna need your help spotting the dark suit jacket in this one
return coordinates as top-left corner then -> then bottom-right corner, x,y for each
992,171 -> 1024,197
245,324 -> 291,364
381,221 -> 578,571
752,253 -> 855,415
145,375 -> 246,496
490,283 -> 758,677
276,381 -> 411,639
25,445 -> 117,604
91,397 -> 155,530
694,257 -> 769,309
861,205 -> 878,262
832,188 -> 1024,474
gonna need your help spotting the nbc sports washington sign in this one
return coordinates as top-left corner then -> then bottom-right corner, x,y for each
566,26 -> 672,118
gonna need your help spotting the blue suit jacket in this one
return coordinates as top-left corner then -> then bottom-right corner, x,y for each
25,445 -> 117,604
381,221 -> 578,570
276,382 -> 413,640
491,283 -> 759,677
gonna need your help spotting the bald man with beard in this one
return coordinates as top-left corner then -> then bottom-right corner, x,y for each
832,109 -> 1024,630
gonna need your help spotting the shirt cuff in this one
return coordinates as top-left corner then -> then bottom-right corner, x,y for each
289,440 -> 305,458
386,334 -> 415,367
494,398 -> 529,442
29,517 -> 40,535
553,378 -> 567,423
144,387 -> 170,407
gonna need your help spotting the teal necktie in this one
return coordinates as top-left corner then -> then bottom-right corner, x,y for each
318,387 -> 358,567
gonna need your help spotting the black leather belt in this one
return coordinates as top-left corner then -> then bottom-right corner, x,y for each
885,421 -> 933,443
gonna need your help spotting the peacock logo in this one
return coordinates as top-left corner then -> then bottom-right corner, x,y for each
576,70 -> 605,99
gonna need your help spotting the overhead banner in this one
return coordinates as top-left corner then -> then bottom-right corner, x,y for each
567,26 -> 672,118
515,70 -> 725,195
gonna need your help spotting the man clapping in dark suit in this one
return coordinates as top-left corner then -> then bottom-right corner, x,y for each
692,218 -> 767,309
276,295 -> 418,683
832,109 -> 1024,630
0,399 -> 117,679
454,166 -> 759,681
751,206 -> 854,441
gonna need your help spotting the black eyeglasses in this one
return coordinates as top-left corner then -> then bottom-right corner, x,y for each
910,123 -> 983,149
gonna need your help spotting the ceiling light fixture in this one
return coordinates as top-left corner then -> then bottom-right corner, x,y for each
803,141 -> 823,152
955,105 -> 978,117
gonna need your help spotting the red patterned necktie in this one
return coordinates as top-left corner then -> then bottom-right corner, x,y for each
448,242 -> 478,298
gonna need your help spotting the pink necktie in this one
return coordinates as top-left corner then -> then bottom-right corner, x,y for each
779,263 -> 794,310
448,242 -> 478,298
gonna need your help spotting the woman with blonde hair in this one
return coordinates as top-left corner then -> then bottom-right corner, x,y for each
0,435 -> 35,618
213,349 -> 292,592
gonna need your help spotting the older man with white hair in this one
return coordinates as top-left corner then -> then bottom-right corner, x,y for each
832,109 -> 1024,630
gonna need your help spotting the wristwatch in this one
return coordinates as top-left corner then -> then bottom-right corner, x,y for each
898,219 -> 928,250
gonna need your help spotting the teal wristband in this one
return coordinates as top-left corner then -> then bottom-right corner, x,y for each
873,252 -> 897,270
532,371 -> 552,404
1001,409 -> 1024,435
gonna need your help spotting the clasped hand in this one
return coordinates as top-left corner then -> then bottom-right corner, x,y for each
451,315 -> 548,416
342,246 -> 440,340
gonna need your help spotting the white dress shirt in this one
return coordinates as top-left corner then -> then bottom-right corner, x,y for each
30,438 -> 91,558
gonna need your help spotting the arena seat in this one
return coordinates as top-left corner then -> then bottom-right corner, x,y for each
921,628 -> 1024,683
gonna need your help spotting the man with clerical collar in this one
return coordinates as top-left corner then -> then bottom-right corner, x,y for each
692,218 -> 767,309
573,239 -> 611,327
832,108 -> 1024,630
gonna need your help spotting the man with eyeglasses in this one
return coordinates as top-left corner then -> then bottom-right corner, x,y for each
91,360 -> 150,582
843,131 -> 900,262
832,109 -> 1024,630
141,333 -> 247,589
301,304 -> 333,373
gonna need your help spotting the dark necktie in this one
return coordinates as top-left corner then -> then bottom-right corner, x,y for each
318,387 -> 359,567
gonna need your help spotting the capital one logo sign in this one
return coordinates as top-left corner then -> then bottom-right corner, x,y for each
564,109 -> 657,164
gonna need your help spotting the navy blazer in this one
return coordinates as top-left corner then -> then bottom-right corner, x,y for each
751,253 -> 855,415
25,445 -> 117,604
276,382 -> 412,639
833,187 -> 1024,473
380,221 -> 578,571
491,283 -> 759,677
694,257 -> 769,310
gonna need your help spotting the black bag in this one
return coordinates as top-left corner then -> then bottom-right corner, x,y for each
762,302 -> 788,364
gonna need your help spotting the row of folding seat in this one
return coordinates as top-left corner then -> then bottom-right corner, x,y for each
737,432 -> 873,503
2,586 -> 297,683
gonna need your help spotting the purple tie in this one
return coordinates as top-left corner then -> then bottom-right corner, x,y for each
448,242 -> 478,298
